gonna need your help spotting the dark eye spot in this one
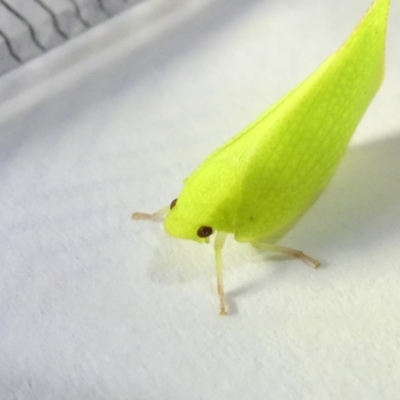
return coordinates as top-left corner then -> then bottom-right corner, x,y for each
170,198 -> 177,209
197,226 -> 213,238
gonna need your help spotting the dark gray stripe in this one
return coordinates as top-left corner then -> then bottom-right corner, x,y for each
0,0 -> 46,51
69,0 -> 91,28
0,28 -> 22,63
96,0 -> 112,17
32,0 -> 69,39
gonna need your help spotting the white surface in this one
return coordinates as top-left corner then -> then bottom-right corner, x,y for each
1,0 -> 400,398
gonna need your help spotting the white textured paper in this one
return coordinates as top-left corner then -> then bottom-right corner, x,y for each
1,0 -> 400,399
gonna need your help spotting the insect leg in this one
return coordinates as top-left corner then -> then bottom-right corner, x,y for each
214,232 -> 228,316
132,205 -> 170,221
252,242 -> 321,269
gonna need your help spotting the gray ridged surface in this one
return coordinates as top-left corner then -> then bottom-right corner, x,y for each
0,0 -> 141,76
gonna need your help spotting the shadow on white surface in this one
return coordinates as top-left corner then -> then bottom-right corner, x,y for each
148,132 -> 400,312
300,132 -> 400,251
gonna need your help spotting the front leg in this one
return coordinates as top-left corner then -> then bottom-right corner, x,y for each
214,232 -> 228,316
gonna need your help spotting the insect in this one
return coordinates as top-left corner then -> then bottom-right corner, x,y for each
133,0 -> 390,315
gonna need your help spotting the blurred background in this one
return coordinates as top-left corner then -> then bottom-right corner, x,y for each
0,0 -> 143,76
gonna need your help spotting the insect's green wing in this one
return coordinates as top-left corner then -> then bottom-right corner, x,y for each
231,0 -> 390,242
164,0 -> 390,244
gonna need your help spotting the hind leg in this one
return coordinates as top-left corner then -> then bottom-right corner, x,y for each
252,241 -> 321,269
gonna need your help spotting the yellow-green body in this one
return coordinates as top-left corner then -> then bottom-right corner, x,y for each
165,0 -> 390,244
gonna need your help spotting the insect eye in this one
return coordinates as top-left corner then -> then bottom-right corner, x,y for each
170,198 -> 177,209
197,226 -> 213,238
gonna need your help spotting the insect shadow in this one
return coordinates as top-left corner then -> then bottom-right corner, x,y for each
149,132 -> 400,309
293,131 -> 400,255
